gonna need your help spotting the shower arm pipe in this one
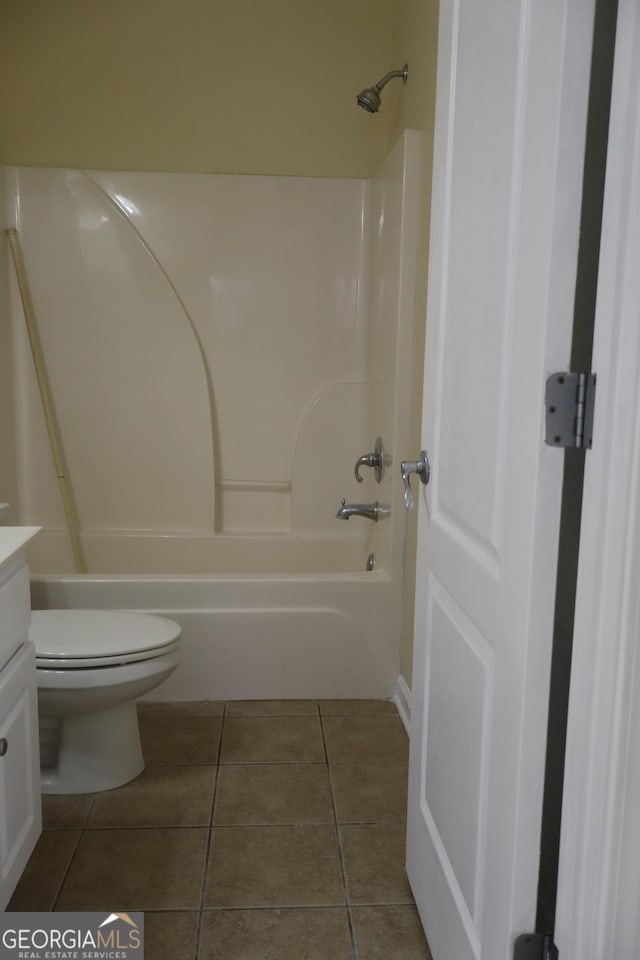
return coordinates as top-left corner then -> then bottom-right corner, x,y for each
6,228 -> 87,574
374,66 -> 408,92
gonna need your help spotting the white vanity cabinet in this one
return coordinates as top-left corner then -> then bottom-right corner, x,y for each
0,528 -> 41,911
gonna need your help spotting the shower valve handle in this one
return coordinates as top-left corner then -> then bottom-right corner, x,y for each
401,451 -> 431,510
354,436 -> 387,483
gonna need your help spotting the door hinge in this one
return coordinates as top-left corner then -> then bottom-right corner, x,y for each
545,371 -> 596,449
513,932 -> 559,960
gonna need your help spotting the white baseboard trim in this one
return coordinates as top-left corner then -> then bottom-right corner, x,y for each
393,674 -> 412,736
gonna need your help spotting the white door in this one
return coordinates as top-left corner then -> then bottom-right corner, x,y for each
555,2 -> 640,955
406,1 -> 597,957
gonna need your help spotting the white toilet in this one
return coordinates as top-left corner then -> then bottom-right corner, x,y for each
30,609 -> 181,795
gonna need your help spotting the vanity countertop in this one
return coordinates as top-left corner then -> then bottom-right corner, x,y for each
0,527 -> 40,573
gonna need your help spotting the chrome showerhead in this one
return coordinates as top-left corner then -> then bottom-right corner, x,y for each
356,64 -> 408,113
356,86 -> 382,113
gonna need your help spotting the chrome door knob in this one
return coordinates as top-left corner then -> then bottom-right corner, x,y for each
400,451 -> 431,510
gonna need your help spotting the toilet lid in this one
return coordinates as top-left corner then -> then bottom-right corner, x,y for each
31,610 -> 181,668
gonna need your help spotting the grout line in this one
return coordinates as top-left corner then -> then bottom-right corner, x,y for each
63,823 -> 216,831
138,907 -> 201,913
346,898 -> 416,907
216,760 -> 327,766
193,702 -> 226,959
319,712 -> 358,960
50,828 -> 85,911
82,795 -> 96,829
198,903 -> 350,912
214,704 -> 226,768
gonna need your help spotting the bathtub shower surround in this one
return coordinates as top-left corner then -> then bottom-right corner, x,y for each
6,132 -> 421,699
9,169 -> 368,561
10,170 -> 364,552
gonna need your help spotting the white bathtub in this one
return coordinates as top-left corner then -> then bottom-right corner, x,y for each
30,570 -> 400,701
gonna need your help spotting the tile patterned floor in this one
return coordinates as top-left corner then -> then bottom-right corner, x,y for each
9,699 -> 432,960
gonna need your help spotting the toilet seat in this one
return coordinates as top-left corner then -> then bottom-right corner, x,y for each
30,610 -> 181,669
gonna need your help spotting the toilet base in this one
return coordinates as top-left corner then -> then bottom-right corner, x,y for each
40,701 -> 144,794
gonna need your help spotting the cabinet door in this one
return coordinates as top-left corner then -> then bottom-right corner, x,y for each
0,641 -> 42,910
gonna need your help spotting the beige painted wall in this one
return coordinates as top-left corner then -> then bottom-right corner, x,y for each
0,0 -> 394,178
390,0 -> 440,687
